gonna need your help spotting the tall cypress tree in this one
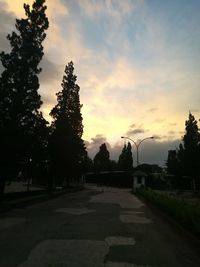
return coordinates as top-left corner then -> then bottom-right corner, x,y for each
49,61 -> 87,186
182,112 -> 200,190
93,143 -> 110,172
118,143 -> 127,170
166,150 -> 179,175
0,0 -> 49,194
118,142 -> 133,171
126,142 -> 133,170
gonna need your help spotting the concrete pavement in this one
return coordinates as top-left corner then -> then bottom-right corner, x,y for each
0,185 -> 200,267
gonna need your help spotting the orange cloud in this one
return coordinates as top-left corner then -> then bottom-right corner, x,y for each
3,0 -> 68,18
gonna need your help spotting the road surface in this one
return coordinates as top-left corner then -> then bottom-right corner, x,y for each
0,185 -> 199,267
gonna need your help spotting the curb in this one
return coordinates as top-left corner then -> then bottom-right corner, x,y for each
0,187 -> 84,213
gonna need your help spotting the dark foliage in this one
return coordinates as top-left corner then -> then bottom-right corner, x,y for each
166,150 -> 179,175
118,142 -> 133,171
183,113 -> 200,189
0,0 -> 49,194
93,143 -> 110,172
110,160 -> 118,171
166,113 -> 200,190
49,61 -> 87,187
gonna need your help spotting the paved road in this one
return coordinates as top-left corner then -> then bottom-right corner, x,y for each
0,185 -> 200,267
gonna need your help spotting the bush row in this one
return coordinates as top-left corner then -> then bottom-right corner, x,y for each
137,188 -> 200,237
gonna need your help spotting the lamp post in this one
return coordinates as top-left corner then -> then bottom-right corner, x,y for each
121,136 -> 154,166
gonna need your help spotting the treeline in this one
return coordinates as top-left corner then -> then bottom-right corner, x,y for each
166,113 -> 200,190
0,0 -> 89,195
90,142 -> 133,172
86,141 -> 164,189
88,143 -> 163,179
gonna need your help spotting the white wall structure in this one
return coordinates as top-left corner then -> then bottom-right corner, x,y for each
132,170 -> 147,192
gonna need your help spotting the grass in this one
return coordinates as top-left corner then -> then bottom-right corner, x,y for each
136,188 -> 200,237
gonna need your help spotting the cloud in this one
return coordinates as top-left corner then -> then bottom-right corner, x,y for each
91,134 -> 107,145
129,124 -> 136,128
39,57 -> 63,84
85,136 -> 122,162
129,123 -> 144,129
124,123 -> 148,137
1,0 -> 199,165
0,1 -> 15,42
1,0 -> 189,146
77,0 -> 138,20
137,139 -> 182,166
0,1 -> 16,73
86,136 -> 182,167
0,0 -> 69,62
126,128 -> 146,136
3,0 -> 68,19
154,118 -> 166,124
152,135 -> 161,140
0,0 -> 69,118
85,134 -> 111,159
147,108 -> 157,113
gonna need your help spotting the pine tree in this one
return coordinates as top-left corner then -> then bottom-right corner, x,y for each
126,142 -> 133,170
166,149 -> 181,188
118,142 -> 133,171
0,0 -> 49,194
118,144 -> 127,170
49,61 -> 86,186
182,112 -> 200,190
93,143 -> 110,172
166,150 -> 179,175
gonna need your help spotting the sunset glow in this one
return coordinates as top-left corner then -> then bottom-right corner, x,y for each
1,0 -> 200,165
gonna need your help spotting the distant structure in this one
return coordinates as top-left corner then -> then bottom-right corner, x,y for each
132,170 -> 147,192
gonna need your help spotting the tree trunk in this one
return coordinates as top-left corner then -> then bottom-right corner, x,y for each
192,178 -> 196,191
0,176 -> 6,200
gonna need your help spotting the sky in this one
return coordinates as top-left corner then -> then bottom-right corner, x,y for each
0,0 -> 200,166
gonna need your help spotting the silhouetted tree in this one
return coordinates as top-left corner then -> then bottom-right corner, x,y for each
166,149 -> 181,188
177,143 -> 185,176
166,150 -> 179,175
166,113 -> 200,190
110,160 -> 118,171
125,142 -> 133,170
166,145 -> 191,189
49,61 -> 86,187
118,142 -> 133,171
182,112 -> 200,190
0,0 -> 49,195
93,143 -> 110,172
118,144 -> 127,170
81,154 -> 93,173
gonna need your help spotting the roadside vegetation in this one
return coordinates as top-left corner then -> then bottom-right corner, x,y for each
137,188 -> 200,237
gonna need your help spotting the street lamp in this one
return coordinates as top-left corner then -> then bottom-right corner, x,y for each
121,136 -> 154,166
